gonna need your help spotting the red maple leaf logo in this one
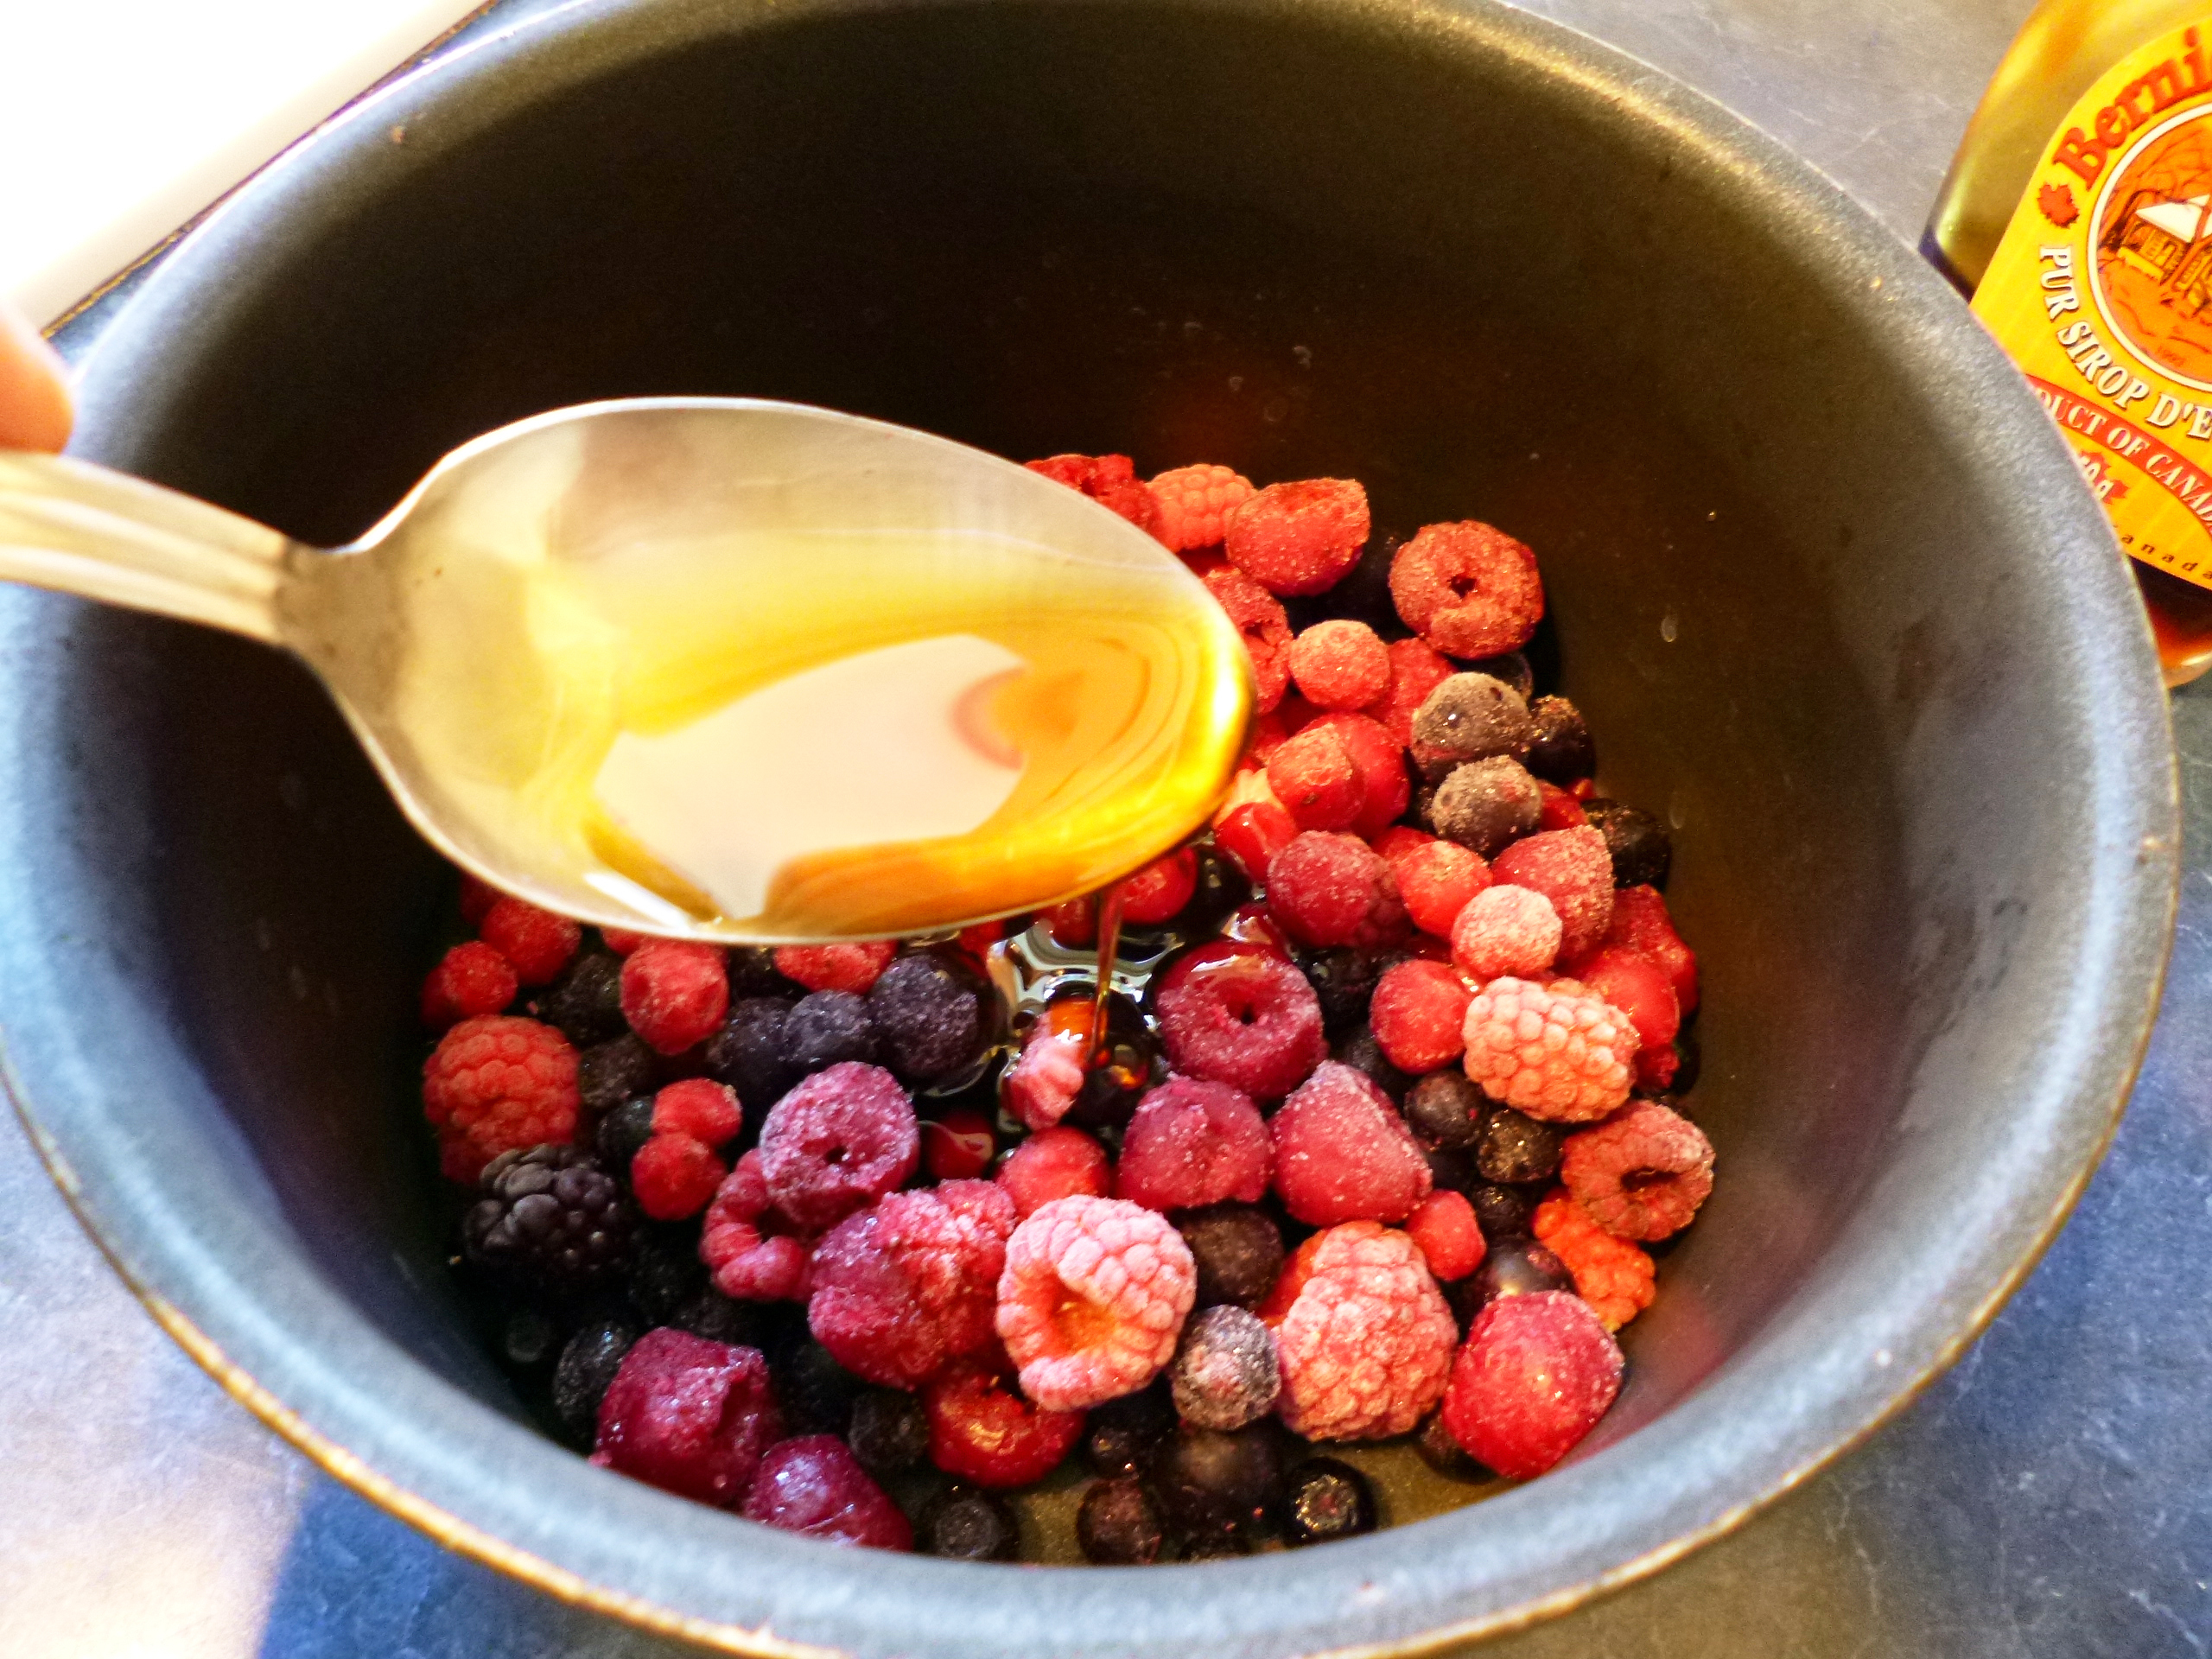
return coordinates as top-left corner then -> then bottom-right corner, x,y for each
2039,181 -> 2080,229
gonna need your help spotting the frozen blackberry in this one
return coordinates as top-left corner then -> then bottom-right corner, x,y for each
773,1337 -> 867,1436
1174,1203 -> 1286,1311
1468,1183 -> 1540,1240
1449,1238 -> 1576,1325
1403,1071 -> 1485,1149
594,1096 -> 657,1175
1410,673 -> 1534,773
727,945 -> 799,1000
848,1389 -> 931,1479
1149,1423 -> 1284,1538
671,1287 -> 768,1351
1333,1027 -> 1412,1101
1279,1459 -> 1377,1547
626,1226 -> 708,1324
536,950 -> 626,1047
1170,1306 -> 1282,1430
1300,948 -> 1385,1037
577,1033 -> 656,1118
782,990 -> 880,1077
462,1145 -> 637,1300
501,1306 -> 561,1370
919,1485 -> 1020,1561
1474,1107 -> 1567,1185
1414,1407 -> 1488,1480
1429,756 -> 1541,857
1582,799 -> 1672,888
1522,695 -> 1595,784
551,1314 -> 637,1446
1422,1143 -> 1478,1197
703,997 -> 799,1114
867,952 -> 990,1084
1083,1382 -> 1176,1478
1078,1477 -> 1167,1564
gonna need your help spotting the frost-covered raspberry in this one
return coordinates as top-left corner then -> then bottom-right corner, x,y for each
996,1196 -> 1197,1411
1385,836 -> 1491,940
1154,941 -> 1327,1100
1225,477 -> 1370,596
997,1124 -> 1112,1217
1307,712 -> 1412,839
1288,620 -> 1390,710
1364,636 -> 1456,747
1491,826 -> 1614,961
1460,976 -> 1636,1122
758,1062 -> 918,1233
1572,945 -> 1682,1059
1560,1101 -> 1713,1241
807,1180 -> 1017,1387
1001,1010 -> 1090,1132
589,1327 -> 779,1506
1169,1305 -> 1281,1430
741,1434 -> 912,1550
1150,462 -> 1255,551
1442,1290 -> 1621,1479
1589,884 -> 1699,1014
1204,567 -> 1294,714
422,941 -> 518,1029
1263,1222 -> 1457,1440
1269,1061 -> 1432,1227
1452,884 -> 1563,981
1265,833 -> 1410,954
774,942 -> 896,996
1532,1189 -> 1656,1330
700,1150 -> 811,1302
1265,722 -> 1363,832
1406,1189 -> 1485,1281
620,939 -> 729,1055
924,1355 -> 1086,1487
478,895 -> 582,987
423,1015 -> 581,1184
1116,1078 -> 1270,1213
1389,520 -> 1544,658
1368,959 -> 1473,1074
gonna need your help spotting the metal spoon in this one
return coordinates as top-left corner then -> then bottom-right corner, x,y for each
0,398 -> 1251,942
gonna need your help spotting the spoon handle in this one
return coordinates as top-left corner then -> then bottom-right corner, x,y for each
0,450 -> 294,643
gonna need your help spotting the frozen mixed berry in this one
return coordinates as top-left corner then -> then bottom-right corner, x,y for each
1065,997 -> 1161,1135
918,1484 -> 1020,1560
759,1061 -> 918,1233
1265,721 -> 1363,832
600,927 -> 648,955
1154,941 -> 1327,1100
1560,1099 -> 1713,1241
630,1128 -> 730,1223
1116,1077 -> 1271,1213
1027,452 -> 1162,537
1270,1061 -> 1433,1227
1422,1141 -> 1478,1197
1151,462 -> 1255,551
1204,567 -> 1294,714
1263,1221 -> 1458,1440
1491,825 -> 1614,961
1581,799 -> 1671,889
1389,520 -> 1544,658
1572,945 -> 1681,1058
1406,1189 -> 1485,1281
652,1077 -> 743,1143
589,1327 -> 779,1506
774,942 -> 896,997
1467,1184 -> 1544,1243
867,951 -> 990,1084
1170,1305 -> 1282,1430
1409,672 -> 1534,779
922,1106 -> 995,1181
1428,757 -> 1541,856
997,1124 -> 1112,1217
807,1180 -> 1015,1386
1176,1202 -> 1287,1311
1148,1422 -> 1284,1537
422,941 -> 517,1030
924,1355 -> 1086,1487
620,940 -> 729,1056
725,945 -> 799,1000
700,1150 -> 811,1300
1591,884 -> 1699,1014
1473,1105 -> 1567,1186
1116,847 -> 1200,925
1279,1459 -> 1377,1547
478,895 -> 582,987
771,1336 -> 868,1435
626,1228 -> 707,1324
1532,1189 -> 1656,1330
1306,711 -> 1411,838
1300,947 -> 1386,1036
1264,833 -> 1409,954
1460,976 -> 1636,1122
463,1144 -> 636,1298
1522,695 -> 1595,784
1333,1026 -> 1413,1102
1225,477 -> 1370,596
847,1388 -> 931,1478
741,1434 -> 912,1551
1368,959 -> 1473,1074
1537,779 -> 1590,830
594,1095 -> 657,1175
1001,1008 -> 1090,1134
1078,1477 -> 1167,1564
423,1015 -> 581,1184
1387,837 -> 1491,940
1288,619 -> 1390,709
1443,1291 -> 1622,1479
1403,1070 -> 1486,1149
996,1195 -> 1197,1411
1451,1237 -> 1578,1327
1214,795 -> 1299,885
671,1287 -> 772,1351
1414,1407 -> 1489,1481
535,950 -> 626,1046
781,989 -> 882,1076
1451,884 -> 1562,980
1366,636 -> 1457,747
578,1033 -> 656,1119
551,1316 -> 637,1446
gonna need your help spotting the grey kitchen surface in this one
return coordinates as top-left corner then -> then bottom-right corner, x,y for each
6,0 -> 2208,1655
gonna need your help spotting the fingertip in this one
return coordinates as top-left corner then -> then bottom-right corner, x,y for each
0,302 -> 73,454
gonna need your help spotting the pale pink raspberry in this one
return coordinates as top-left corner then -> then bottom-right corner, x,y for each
1149,463 -> 1256,552
1265,1221 -> 1456,1440
1451,884 -> 1563,979
1460,976 -> 1636,1122
995,1196 -> 1196,1411
1001,1020 -> 1089,1132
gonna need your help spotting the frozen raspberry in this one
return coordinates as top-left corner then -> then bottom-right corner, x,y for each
1389,520 -> 1544,658
1303,711 -> 1410,838
423,1015 -> 581,1184
1364,636 -> 1456,747
1264,1221 -> 1456,1440
1572,945 -> 1681,1057
1116,1077 -> 1270,1212
1588,884 -> 1699,1014
1536,779 -> 1589,830
1264,832 -> 1409,953
701,1150 -> 810,1302
1214,798 -> 1299,883
1451,884 -> 1563,980
421,940 -> 517,1029
462,1144 -> 636,1298
1116,848 -> 1198,925
1460,977 -> 1636,1122
1406,1190 -> 1485,1281
741,1434 -> 912,1550
1384,837 -> 1491,940
808,1181 -> 1016,1386
600,927 -> 648,955
1522,695 -> 1595,782
868,951 -> 989,1084
924,1354 -> 1086,1486
757,1062 -> 918,1233
1002,1012 -> 1090,1132
1203,568 -> 1293,714
1533,1189 -> 1656,1329
922,1106 -> 996,1181
1288,620 -> 1390,709
1491,825 -> 1614,961
1225,478 -> 1370,596
996,1195 -> 1197,1410
1026,452 -> 1163,537
1443,1290 -> 1621,1478
1265,722 -> 1363,831
773,942 -> 896,996
1169,1305 -> 1281,1429
998,1124 -> 1112,1217
1154,941 -> 1327,1100
1368,959 -> 1473,1074
1560,1100 -> 1713,1241
1150,462 -> 1255,550
458,871 -> 503,926
620,939 -> 729,1056
1429,756 -> 1541,855
1269,1061 -> 1432,1226
652,1077 -> 743,1143
478,896 -> 582,987
631,1132 -> 729,1222
589,1327 -> 779,1505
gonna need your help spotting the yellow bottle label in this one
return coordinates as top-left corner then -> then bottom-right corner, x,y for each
1975,18 -> 2212,591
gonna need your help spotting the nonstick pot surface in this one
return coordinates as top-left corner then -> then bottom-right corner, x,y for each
1,0 -> 2175,1653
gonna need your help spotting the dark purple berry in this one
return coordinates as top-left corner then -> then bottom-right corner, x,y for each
1467,1183 -> 1539,1240
1414,1408 -> 1488,1480
550,1314 -> 636,1445
1170,1306 -> 1281,1429
594,1096 -> 657,1175
1179,844 -> 1252,935
1174,1203 -> 1286,1311
1178,1529 -> 1252,1560
1522,695 -> 1594,783
1334,1027 -> 1411,1101
782,990 -> 880,1076
1279,1459 -> 1377,1546
626,1226 -> 706,1323
726,945 -> 799,1000
1422,1143 -> 1477,1198
671,1287 -> 768,1351
1078,1477 -> 1166,1564
703,997 -> 799,1114
577,1033 -> 655,1118
867,952 -> 991,1084
1449,1238 -> 1577,1326
1473,1107 -> 1565,1185
772,1337 -> 865,1436
918,1485 -> 1020,1560
848,1388 -> 931,1478
1300,949 -> 1385,1037
1582,798 -> 1671,888
537,950 -> 627,1046
1083,1382 -> 1175,1478
1148,1423 -> 1282,1537
1403,1071 -> 1484,1149
462,1145 -> 636,1300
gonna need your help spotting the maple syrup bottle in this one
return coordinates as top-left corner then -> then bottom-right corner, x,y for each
1930,0 -> 2212,685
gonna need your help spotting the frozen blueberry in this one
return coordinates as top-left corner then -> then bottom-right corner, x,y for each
727,945 -> 799,1000
1467,1183 -> 1540,1240
550,1315 -> 637,1446
1474,1107 -> 1566,1185
1279,1459 -> 1377,1547
1429,756 -> 1541,857
919,1485 -> 1020,1561
1170,1306 -> 1282,1430
594,1096 -> 657,1175
848,1389 -> 931,1478
671,1287 -> 768,1351
868,952 -> 990,1084
537,950 -> 627,1046
1077,1477 -> 1167,1564
1282,532 -> 1399,638
1403,1071 -> 1485,1149
782,990 -> 880,1076
1522,695 -> 1595,783
1449,1239 -> 1576,1326
704,996 -> 800,1109
1174,1203 -> 1286,1311
1422,1143 -> 1478,1197
626,1225 -> 707,1324
1149,1423 -> 1283,1537
1410,673 -> 1534,772
1582,799 -> 1671,888
1414,1408 -> 1488,1480
1083,1382 -> 1176,1478
577,1033 -> 656,1118
1179,1529 -> 1252,1560
1300,949 -> 1385,1037
772,1337 -> 866,1436
1334,1027 -> 1412,1101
